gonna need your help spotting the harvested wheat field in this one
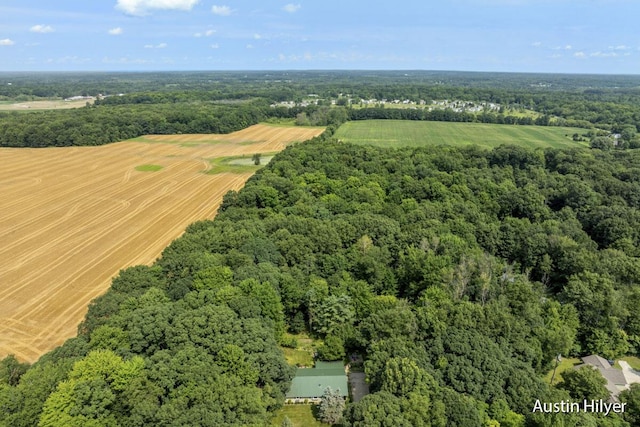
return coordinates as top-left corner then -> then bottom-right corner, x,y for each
0,124 -> 324,363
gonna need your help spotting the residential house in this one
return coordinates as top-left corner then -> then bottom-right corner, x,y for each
578,355 -> 640,402
285,361 -> 349,404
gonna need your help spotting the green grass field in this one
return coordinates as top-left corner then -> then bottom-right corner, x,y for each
270,405 -> 325,427
135,164 -> 163,172
334,120 -> 590,150
206,155 -> 268,174
543,357 -> 581,386
280,333 -> 318,367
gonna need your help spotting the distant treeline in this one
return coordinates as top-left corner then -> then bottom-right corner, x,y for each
2,70 -> 640,147
348,106 -> 546,126
95,85 -> 640,133
0,103 -> 299,148
3,70 -> 640,99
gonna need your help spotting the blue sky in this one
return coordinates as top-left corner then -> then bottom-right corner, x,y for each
1,0 -> 639,73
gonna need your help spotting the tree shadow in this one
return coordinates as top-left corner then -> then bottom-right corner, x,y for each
310,404 -> 321,420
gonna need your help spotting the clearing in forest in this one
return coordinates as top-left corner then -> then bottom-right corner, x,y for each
0,123 -> 324,363
334,120 -> 590,149
0,98 -> 93,111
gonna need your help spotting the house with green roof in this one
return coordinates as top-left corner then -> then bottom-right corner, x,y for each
285,361 -> 349,403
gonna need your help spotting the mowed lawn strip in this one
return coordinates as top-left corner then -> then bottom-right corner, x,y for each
270,405 -> 324,427
334,120 -> 590,149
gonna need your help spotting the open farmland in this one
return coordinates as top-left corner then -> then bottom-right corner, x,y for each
0,98 -> 93,111
334,120 -> 590,149
0,123 -> 324,363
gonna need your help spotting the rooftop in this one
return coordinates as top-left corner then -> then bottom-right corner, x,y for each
286,362 -> 348,399
578,355 -> 635,402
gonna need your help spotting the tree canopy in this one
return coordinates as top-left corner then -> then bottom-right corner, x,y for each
3,73 -> 640,425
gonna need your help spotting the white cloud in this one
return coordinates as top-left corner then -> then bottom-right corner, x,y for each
109,27 -> 124,35
254,33 -> 262,40
211,43 -> 219,49
609,45 -> 630,51
116,0 -> 200,15
283,3 -> 301,13
246,44 -> 254,49
44,55 -> 93,65
531,41 -> 541,47
0,39 -> 15,46
211,5 -> 232,16
591,51 -> 617,58
144,43 -> 168,48
194,29 -> 216,37
30,25 -> 54,33
573,51 -> 586,58
103,56 -> 151,65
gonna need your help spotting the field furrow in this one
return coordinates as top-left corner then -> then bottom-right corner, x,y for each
0,124 -> 324,362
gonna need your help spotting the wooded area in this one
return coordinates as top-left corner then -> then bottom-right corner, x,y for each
2,71 -> 640,426
3,135 -> 640,425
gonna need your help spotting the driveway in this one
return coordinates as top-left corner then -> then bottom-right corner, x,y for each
349,372 -> 369,403
619,361 -> 640,385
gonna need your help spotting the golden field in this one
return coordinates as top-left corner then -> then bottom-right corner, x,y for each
0,124 -> 324,363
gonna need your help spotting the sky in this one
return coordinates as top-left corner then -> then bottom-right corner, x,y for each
1,0 -> 639,73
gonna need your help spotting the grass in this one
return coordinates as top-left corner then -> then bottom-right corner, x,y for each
614,356 -> 640,371
334,120 -> 590,150
270,405 -> 325,427
263,118 -> 325,129
135,164 -> 163,172
0,98 -> 92,111
543,357 -> 581,386
206,153 -> 276,174
280,332 -> 317,367
227,156 -> 274,166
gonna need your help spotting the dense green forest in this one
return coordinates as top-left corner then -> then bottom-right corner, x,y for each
3,130 -> 640,425
2,71 -> 640,99
0,102 -> 302,147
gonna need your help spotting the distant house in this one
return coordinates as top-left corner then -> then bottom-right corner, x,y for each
577,355 -> 640,402
285,361 -> 349,403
